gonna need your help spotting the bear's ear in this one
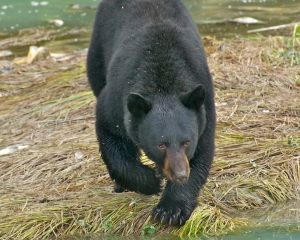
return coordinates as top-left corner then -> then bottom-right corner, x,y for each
180,84 -> 205,110
127,93 -> 152,117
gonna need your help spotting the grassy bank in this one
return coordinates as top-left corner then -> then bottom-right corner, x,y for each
0,35 -> 299,239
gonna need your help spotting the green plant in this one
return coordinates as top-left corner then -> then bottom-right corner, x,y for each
291,24 -> 300,66
141,224 -> 156,236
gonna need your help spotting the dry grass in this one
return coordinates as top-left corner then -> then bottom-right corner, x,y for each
0,35 -> 300,239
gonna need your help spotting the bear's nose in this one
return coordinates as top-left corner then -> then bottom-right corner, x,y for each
176,176 -> 187,184
174,171 -> 188,184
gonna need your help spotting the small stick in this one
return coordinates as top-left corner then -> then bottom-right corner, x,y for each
247,22 -> 300,33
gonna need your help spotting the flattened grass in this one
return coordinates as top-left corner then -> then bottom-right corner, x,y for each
0,36 -> 300,239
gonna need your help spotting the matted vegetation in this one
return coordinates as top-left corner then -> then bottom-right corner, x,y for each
0,35 -> 300,239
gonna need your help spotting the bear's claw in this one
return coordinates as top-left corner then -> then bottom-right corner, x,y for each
152,205 -> 191,226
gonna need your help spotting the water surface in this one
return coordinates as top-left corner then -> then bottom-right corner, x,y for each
0,0 -> 299,38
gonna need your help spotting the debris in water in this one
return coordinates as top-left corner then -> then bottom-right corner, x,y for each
48,19 -> 64,27
229,17 -> 265,24
68,4 -> 97,11
31,1 -> 39,7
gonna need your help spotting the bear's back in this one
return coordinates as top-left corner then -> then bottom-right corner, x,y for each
95,0 -> 210,95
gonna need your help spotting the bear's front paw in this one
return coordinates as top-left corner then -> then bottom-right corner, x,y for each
151,200 -> 197,225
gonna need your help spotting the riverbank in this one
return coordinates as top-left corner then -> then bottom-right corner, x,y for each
0,32 -> 300,239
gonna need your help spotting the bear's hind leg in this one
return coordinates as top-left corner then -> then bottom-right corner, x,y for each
97,127 -> 161,195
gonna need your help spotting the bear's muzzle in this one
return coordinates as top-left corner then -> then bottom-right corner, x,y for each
163,148 -> 190,184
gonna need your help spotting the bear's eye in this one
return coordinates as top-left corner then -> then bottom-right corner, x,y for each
183,140 -> 191,147
157,144 -> 167,150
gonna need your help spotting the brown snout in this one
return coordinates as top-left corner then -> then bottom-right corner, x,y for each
162,148 -> 190,184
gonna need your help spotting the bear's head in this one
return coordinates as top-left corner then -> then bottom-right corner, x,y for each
125,85 -> 206,184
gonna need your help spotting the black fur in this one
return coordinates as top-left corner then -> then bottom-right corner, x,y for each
87,0 -> 216,226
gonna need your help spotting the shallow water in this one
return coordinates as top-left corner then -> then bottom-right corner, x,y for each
211,226 -> 300,240
0,0 -> 97,32
186,0 -> 300,39
210,201 -> 300,240
0,0 -> 299,58
0,0 -> 299,56
0,0 -> 299,38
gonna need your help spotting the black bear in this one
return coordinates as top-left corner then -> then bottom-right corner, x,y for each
87,0 -> 216,226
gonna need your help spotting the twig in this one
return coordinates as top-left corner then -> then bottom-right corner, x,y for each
247,22 -> 300,33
